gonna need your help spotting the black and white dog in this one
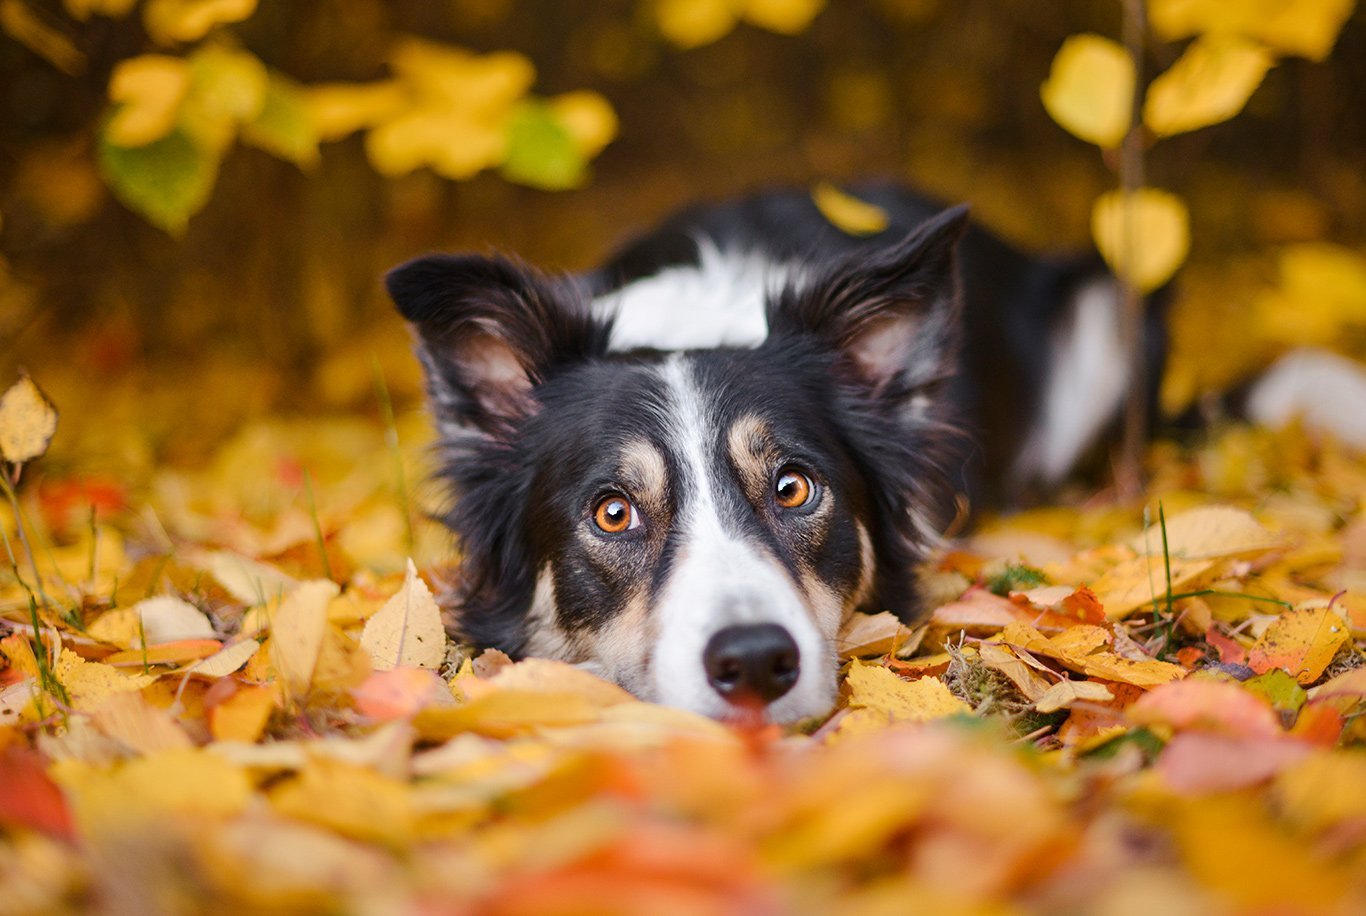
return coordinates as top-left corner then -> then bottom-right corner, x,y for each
386,184 -> 1365,723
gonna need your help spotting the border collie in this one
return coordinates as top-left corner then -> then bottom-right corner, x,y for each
385,183 -> 1363,724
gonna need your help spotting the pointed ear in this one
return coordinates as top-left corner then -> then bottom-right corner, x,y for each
386,253 -> 605,437
770,204 -> 969,395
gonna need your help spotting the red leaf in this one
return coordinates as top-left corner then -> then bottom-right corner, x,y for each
0,746 -> 75,841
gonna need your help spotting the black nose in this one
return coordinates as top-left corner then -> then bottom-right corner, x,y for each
703,624 -> 800,704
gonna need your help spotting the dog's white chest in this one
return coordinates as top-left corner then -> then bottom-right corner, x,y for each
594,244 -> 799,352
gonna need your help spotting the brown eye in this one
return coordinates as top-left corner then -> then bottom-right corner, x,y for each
774,469 -> 814,509
593,495 -> 638,533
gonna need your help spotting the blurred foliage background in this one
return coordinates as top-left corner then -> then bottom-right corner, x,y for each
1,0 -> 1364,473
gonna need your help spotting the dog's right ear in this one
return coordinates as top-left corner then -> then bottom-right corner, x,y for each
385,254 -> 605,438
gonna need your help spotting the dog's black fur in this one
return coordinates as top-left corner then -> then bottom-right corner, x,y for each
387,183 -> 1166,719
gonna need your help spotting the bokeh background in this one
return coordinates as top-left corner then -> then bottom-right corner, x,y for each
2,0 -> 1364,474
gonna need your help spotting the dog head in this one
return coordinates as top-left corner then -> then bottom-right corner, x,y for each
386,206 -> 968,723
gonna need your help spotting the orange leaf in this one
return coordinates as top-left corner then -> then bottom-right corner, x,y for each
104,639 -> 223,666
1248,606 -> 1351,684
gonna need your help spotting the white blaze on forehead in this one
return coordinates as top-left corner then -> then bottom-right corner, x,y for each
595,243 -> 803,352
649,355 -> 835,722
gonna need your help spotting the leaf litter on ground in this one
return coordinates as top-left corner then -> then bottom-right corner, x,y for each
2,371 -> 1365,913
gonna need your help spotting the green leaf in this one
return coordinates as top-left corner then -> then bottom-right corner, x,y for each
98,126 -> 219,234
500,101 -> 587,191
1243,668 -> 1308,718
241,74 -> 320,167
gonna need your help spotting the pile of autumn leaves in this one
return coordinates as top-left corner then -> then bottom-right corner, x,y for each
2,373 -> 1365,914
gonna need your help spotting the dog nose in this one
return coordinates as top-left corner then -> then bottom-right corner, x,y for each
703,623 -> 800,704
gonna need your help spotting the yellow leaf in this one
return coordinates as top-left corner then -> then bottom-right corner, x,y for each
1034,679 -> 1114,713
1000,623 -> 1186,688
1089,554 -> 1214,619
181,45 -> 268,153
843,661 -> 969,723
64,0 -> 137,19
1149,0 -> 1354,62
0,374 -> 58,465
977,642 -> 1053,702
54,648 -> 155,712
1171,795 -> 1352,909
269,579 -> 339,699
812,183 -> 891,237
364,110 -> 507,179
142,0 -> 257,46
655,0 -> 738,48
1275,752 -> 1366,833
479,658 -> 636,707
1144,35 -> 1273,137
0,0 -> 86,75
1248,606 -> 1351,684
549,91 -> 618,157
1091,188 -> 1190,293
743,0 -> 826,35
52,748 -> 253,829
1256,243 -> 1366,348
360,559 -> 447,671
270,758 -> 414,846
1127,505 -> 1282,561
88,690 -> 193,754
106,54 -> 190,147
1040,34 -> 1135,148
414,690 -> 600,740
389,40 -> 534,116
209,683 -> 275,742
306,81 -> 407,142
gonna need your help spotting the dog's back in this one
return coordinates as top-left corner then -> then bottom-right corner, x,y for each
589,184 -> 1163,509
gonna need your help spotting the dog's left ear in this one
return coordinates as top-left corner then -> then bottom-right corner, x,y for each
386,253 -> 604,438
770,204 -> 969,396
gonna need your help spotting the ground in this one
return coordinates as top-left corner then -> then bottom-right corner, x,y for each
1,365 -> 1365,914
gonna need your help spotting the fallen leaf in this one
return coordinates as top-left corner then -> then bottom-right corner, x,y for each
1034,679 -> 1114,713
977,642 -> 1053,702
0,746 -> 75,840
89,690 -> 193,753
1157,732 -> 1313,794
184,638 -> 260,678
1127,505 -> 1281,560
269,579 -> 340,699
834,662 -> 969,739
209,684 -> 276,743
132,595 -> 216,645
836,610 -> 916,658
269,757 -> 414,846
352,667 -> 443,721
104,639 -> 222,666
0,374 -> 59,465
1127,679 -> 1281,738
360,559 -> 446,670
1248,606 -> 1352,685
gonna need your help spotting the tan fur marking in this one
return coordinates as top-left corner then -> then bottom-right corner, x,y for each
619,438 -> 669,511
726,414 -> 780,502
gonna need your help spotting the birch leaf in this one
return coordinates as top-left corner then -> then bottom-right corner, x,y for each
360,559 -> 446,671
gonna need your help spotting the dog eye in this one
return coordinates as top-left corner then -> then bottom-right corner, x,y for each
593,495 -> 639,533
774,469 -> 815,509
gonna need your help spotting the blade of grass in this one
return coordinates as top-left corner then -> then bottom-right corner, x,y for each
372,358 -> 414,554
302,468 -> 334,581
